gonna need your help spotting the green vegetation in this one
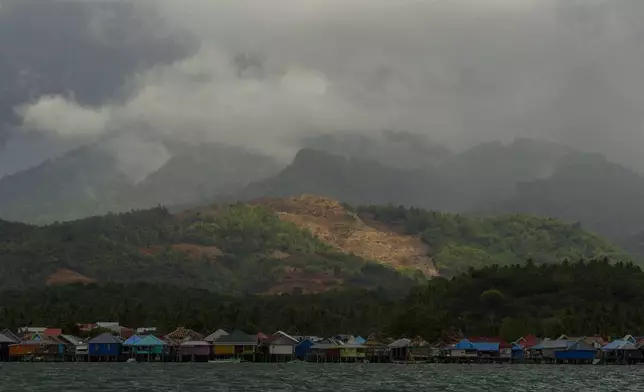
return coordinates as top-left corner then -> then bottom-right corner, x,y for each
182,204 -> 330,254
2,260 -> 644,341
0,283 -> 396,335
357,205 -> 630,275
0,200 -> 633,295
0,204 -> 413,294
391,259 -> 644,341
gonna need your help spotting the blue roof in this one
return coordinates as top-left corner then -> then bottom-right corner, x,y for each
135,335 -> 165,347
124,335 -> 142,346
531,340 -> 570,350
455,339 -> 475,349
472,342 -> 499,352
354,336 -> 366,345
601,340 -> 636,351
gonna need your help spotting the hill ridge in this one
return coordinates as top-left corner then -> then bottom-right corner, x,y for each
0,194 -> 631,293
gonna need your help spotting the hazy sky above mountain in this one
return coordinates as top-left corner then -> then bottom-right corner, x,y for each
4,0 -> 644,178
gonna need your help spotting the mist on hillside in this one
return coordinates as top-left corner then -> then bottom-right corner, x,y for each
2,0 -> 644,180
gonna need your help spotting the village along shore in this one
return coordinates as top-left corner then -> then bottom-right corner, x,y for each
0,324 -> 641,365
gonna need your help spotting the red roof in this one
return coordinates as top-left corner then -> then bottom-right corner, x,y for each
78,323 -> 97,332
516,334 -> 538,349
120,327 -> 135,339
257,333 -> 269,341
44,328 -> 62,337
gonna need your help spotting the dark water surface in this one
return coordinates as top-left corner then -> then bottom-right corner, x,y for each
0,363 -> 641,391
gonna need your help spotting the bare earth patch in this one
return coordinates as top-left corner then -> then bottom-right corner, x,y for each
46,269 -> 96,286
254,194 -> 439,277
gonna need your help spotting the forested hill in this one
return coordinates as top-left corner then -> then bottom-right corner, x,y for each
356,204 -> 630,275
0,195 -> 631,293
1,260 -> 642,341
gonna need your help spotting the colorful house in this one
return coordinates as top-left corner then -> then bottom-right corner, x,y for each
389,338 -> 412,361
339,343 -> 367,362
88,333 -> 123,362
408,336 -> 430,361
123,335 -> 143,357
308,339 -> 342,362
295,339 -> 315,360
601,336 -> 640,364
9,340 -> 60,361
265,331 -> 299,362
179,341 -> 211,362
59,335 -> 86,360
514,335 -> 539,354
447,339 -> 479,360
131,335 -> 168,361
165,327 -> 204,344
553,340 -> 597,363
213,330 -> 258,359
530,338 -> 597,363
365,333 -> 393,362
529,339 -> 570,360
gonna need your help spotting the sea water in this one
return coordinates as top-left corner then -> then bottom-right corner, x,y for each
0,363 -> 640,391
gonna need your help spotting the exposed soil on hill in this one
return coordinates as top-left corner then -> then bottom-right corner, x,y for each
46,269 -> 96,286
253,194 -> 438,277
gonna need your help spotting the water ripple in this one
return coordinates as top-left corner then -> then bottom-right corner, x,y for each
0,363 -> 642,392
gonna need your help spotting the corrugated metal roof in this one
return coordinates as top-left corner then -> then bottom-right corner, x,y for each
59,335 -> 84,346
270,336 -> 299,346
10,340 -> 58,346
1,330 -> 20,343
602,340 -> 638,351
214,330 -> 257,345
531,340 -> 569,350
89,332 -> 122,344
389,338 -> 411,348
0,333 -> 16,344
273,331 -> 299,344
204,329 -> 229,342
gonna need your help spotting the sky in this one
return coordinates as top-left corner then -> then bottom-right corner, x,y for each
3,0 -> 644,178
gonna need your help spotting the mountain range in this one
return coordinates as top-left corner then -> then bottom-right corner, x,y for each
2,133 -> 644,258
